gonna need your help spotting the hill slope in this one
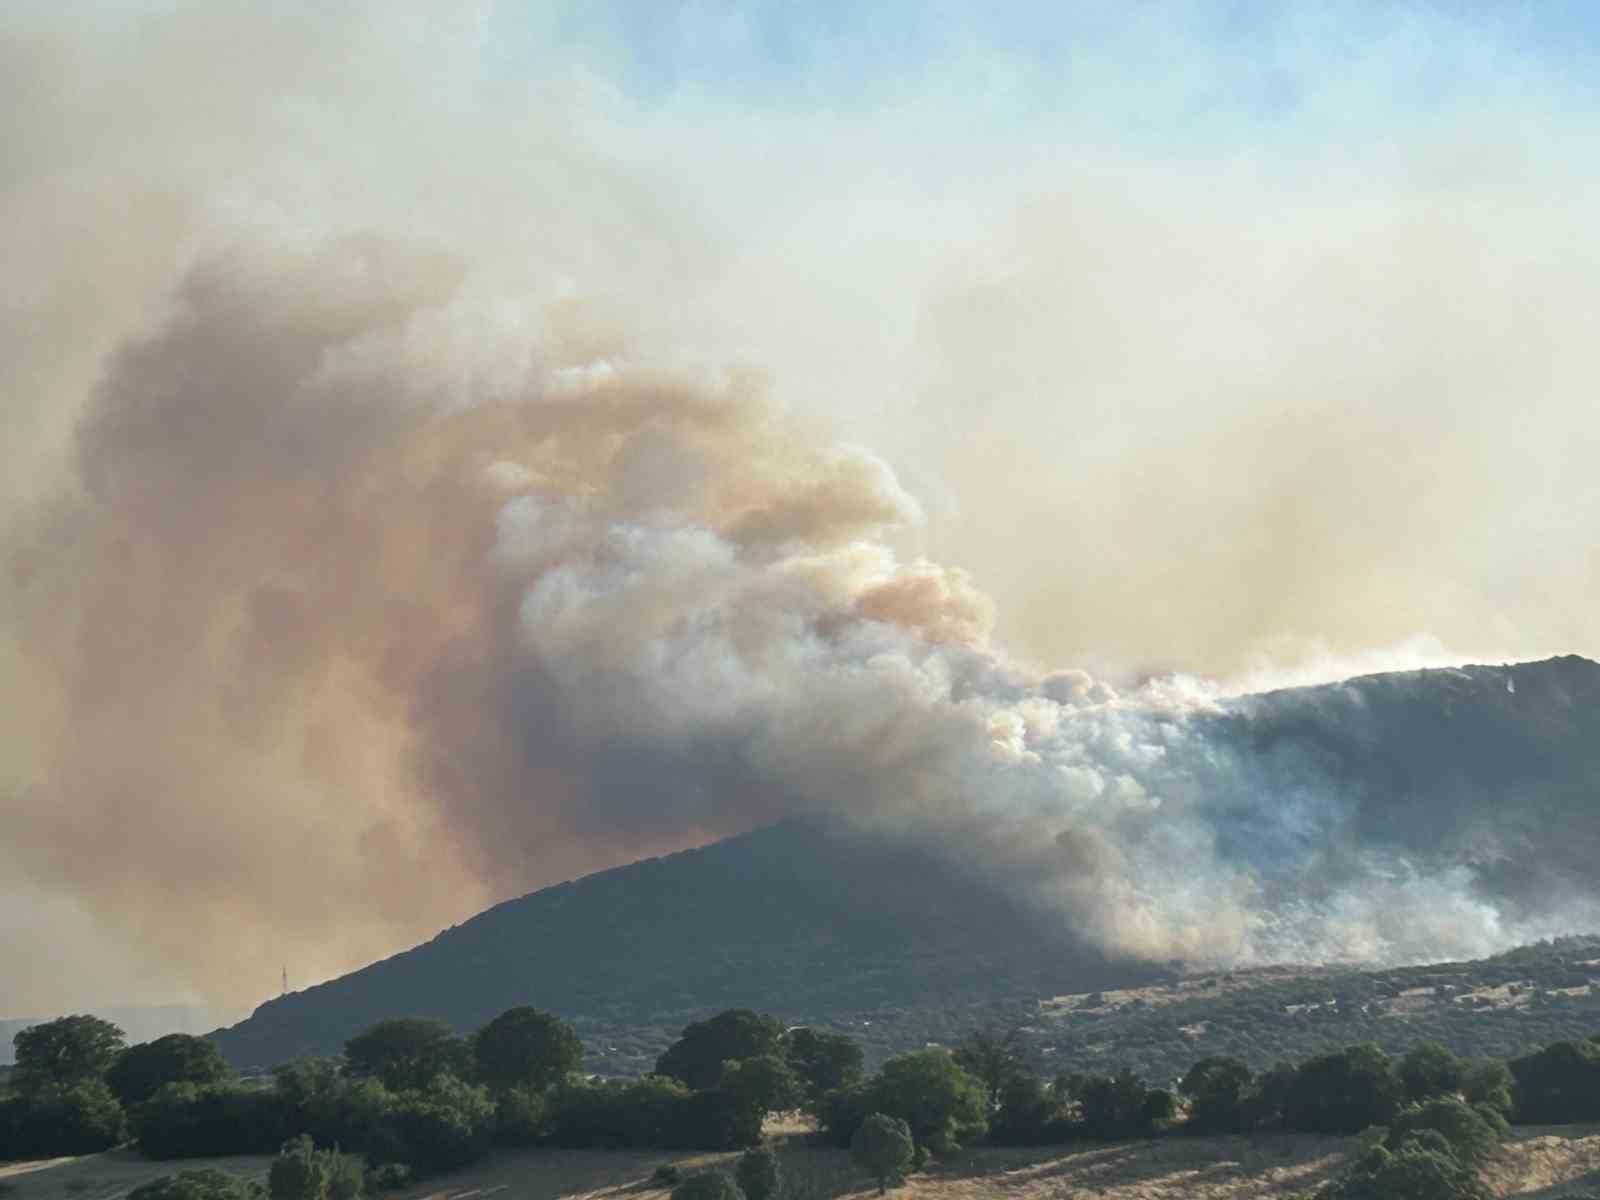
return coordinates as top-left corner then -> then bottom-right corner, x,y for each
211,656 -> 1600,1074
210,819 -> 1155,1071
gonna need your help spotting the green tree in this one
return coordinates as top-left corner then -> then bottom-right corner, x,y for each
385,1076 -> 495,1173
734,1145 -> 780,1200
109,1035 -> 230,1107
952,1027 -> 1025,1112
720,1055 -> 802,1118
851,1113 -> 914,1195
784,1028 -> 863,1108
1399,1043 -> 1466,1105
1461,1060 -> 1513,1118
471,1008 -> 581,1093
13,1015 -> 126,1095
345,1020 -> 467,1092
656,1011 -> 784,1092
1283,1045 -> 1402,1135
2,1079 -> 127,1157
1076,1069 -> 1170,1139
1509,1039 -> 1600,1124
1180,1057 -> 1253,1135
1334,1139 -> 1491,1200
1387,1097 -> 1502,1166
866,1049 -> 986,1153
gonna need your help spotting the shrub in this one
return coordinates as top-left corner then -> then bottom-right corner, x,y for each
543,1078 -> 747,1150
136,1084 -> 285,1160
1075,1070 -> 1170,1139
269,1136 -> 329,1200
651,1165 -> 683,1186
108,1037 -> 230,1108
1180,1057 -> 1253,1135
864,1050 -> 987,1153
1387,1097 -> 1502,1166
1333,1140 -> 1491,1200
987,1074 -> 1060,1145
127,1170 -> 262,1200
384,1078 -> 495,1174
668,1172 -> 743,1200
734,1146 -> 780,1200
490,1085 -> 547,1148
851,1113 -> 914,1196
325,1150 -> 364,1200
361,1165 -> 411,1194
0,1081 -> 127,1159
1282,1045 -> 1402,1135
1509,1040 -> 1600,1124
1398,1044 -> 1465,1105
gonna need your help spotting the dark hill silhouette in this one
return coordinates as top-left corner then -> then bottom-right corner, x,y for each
210,819 -> 1155,1071
210,655 -> 1600,1074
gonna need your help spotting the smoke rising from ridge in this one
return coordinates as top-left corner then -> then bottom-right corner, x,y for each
5,3 -> 1600,1011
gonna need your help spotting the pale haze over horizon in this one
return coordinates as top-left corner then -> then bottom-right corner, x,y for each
5,1 -> 1600,1021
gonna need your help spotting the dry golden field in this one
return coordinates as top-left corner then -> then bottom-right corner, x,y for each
4,1125 -> 1599,1200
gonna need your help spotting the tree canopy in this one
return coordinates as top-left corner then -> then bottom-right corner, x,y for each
655,1011 -> 785,1093
345,1019 -> 467,1092
470,1008 -> 581,1093
108,1035 -> 230,1107
13,1015 -> 126,1095
785,1027 -> 863,1106
851,1113 -> 914,1195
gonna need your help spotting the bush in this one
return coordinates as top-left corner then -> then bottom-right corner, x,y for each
325,1150 -> 364,1200
269,1136 -> 328,1200
1181,1057 -> 1253,1135
544,1078 -> 748,1151
734,1146 -> 779,1200
1509,1040 -> 1600,1124
851,1113 -> 914,1196
491,1086 -> 547,1148
109,1037 -> 230,1108
383,1078 -> 495,1174
361,1165 -> 411,1194
669,1173 -> 743,1200
651,1165 -> 683,1186
0,1081 -> 127,1159
863,1051 -> 987,1153
127,1170 -> 262,1200
1387,1097 -> 1502,1166
1333,1140 -> 1491,1200
1074,1070 -> 1171,1139
1282,1045 -> 1402,1135
987,1074 -> 1061,1146
1398,1044 -> 1465,1105
136,1084 -> 285,1160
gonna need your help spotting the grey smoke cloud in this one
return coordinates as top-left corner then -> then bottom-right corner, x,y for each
5,2 -> 1600,1013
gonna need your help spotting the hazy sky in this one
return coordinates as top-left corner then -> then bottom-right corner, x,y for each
4,1 -> 1600,1019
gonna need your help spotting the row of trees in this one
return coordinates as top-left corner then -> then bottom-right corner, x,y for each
7,1005 -> 1600,1197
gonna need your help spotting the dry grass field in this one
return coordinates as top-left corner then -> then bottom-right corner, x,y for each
4,1125 -> 1599,1200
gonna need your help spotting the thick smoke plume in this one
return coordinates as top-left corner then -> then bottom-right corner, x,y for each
5,3 -> 1600,1012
